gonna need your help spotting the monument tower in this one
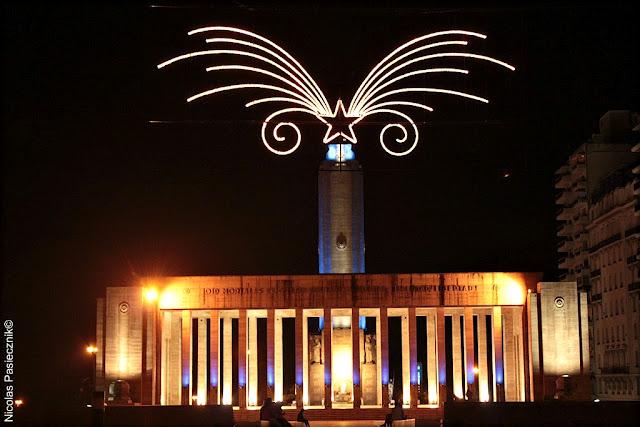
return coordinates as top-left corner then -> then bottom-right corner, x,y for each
318,144 -> 365,273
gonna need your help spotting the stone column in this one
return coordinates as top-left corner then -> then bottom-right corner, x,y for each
427,311 -> 438,405
380,308 -> 389,408
452,312 -> 463,399
238,309 -> 247,408
352,309 -> 361,408
527,292 -> 541,401
161,311 -> 181,405
464,308 -> 475,400
274,313 -> 283,402
208,310 -> 219,404
302,311 -> 309,406
181,310 -> 192,405
197,317 -> 207,405
436,308 -> 446,404
323,308 -> 332,408
408,307 -> 417,407
401,311 -> 410,407
154,305 -> 162,405
296,309 -> 304,408
477,311 -> 489,402
514,306 -> 526,402
222,316 -> 233,405
493,307 -> 504,402
502,308 -> 515,402
267,310 -> 275,399
248,315 -> 258,407
141,301 -> 153,405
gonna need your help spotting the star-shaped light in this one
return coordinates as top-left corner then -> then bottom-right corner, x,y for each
321,99 -> 359,144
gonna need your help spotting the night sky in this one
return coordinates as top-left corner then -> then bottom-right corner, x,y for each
2,1 -> 639,419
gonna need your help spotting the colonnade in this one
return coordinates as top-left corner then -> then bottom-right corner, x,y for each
155,306 -> 527,408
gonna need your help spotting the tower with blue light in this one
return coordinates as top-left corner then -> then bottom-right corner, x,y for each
318,144 -> 365,273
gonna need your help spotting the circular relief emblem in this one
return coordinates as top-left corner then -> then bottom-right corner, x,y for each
118,302 -> 130,313
554,297 -> 565,309
336,232 -> 348,250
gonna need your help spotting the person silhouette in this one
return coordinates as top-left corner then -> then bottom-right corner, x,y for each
260,397 -> 276,421
297,408 -> 311,427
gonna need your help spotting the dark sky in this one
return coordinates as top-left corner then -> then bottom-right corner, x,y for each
2,0 -> 639,419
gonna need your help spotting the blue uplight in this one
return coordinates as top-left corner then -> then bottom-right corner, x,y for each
239,366 -> 246,387
326,144 -> 355,161
210,369 -> 218,387
381,366 -> 389,385
439,366 -> 447,385
359,316 -> 366,330
267,365 -> 274,387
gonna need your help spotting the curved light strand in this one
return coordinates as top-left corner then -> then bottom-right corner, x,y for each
188,84 -> 318,112
350,40 -> 469,112
354,52 -> 514,113
159,50 -> 325,113
352,68 -> 468,115
349,30 -> 487,113
260,107 -> 318,155
360,101 -> 433,116
206,65 -> 325,113
158,27 -> 515,157
245,97 -> 315,108
355,108 -> 420,156
204,37 -> 330,114
189,26 -> 331,112
360,87 -> 488,113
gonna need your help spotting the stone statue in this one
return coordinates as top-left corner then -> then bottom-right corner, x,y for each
310,334 -> 322,364
364,334 -> 376,364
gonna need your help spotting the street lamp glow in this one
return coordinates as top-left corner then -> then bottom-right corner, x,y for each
144,287 -> 158,303
15,399 -> 23,408
473,366 -> 480,374
86,345 -> 98,354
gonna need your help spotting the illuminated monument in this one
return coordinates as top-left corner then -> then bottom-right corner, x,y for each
94,27 -> 590,421
318,144 -> 365,273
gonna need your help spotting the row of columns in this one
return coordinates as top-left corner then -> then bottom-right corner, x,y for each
153,306 -> 523,407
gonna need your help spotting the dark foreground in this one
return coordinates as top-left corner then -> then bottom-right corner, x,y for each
13,401 -> 640,427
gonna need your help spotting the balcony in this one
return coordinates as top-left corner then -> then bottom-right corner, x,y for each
557,190 -> 587,207
558,239 -> 572,253
601,367 -> 630,374
589,232 -> 622,253
557,223 -> 574,237
555,173 -> 572,189
629,281 -> 640,292
590,268 -> 601,279
628,254 -> 638,265
591,293 -> 602,302
625,225 -> 640,238
559,257 -> 572,270
556,208 -> 573,221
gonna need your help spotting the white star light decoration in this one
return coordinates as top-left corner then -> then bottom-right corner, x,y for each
158,26 -> 515,156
